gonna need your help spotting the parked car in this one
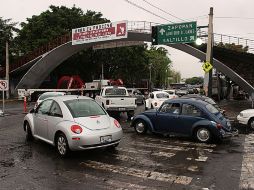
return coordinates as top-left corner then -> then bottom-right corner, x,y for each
237,109 -> 254,130
145,91 -> 171,110
127,88 -> 145,105
23,95 -> 123,157
35,92 -> 66,108
176,87 -> 188,96
163,89 -> 179,99
180,94 -> 226,115
131,98 -> 237,143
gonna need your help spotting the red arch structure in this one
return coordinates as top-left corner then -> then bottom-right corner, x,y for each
57,75 -> 84,89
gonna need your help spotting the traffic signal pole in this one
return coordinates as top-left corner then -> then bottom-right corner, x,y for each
204,7 -> 214,97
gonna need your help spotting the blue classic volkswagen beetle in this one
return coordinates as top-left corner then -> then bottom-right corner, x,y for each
131,98 -> 237,143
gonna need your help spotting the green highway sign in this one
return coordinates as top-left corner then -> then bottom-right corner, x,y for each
152,21 -> 197,45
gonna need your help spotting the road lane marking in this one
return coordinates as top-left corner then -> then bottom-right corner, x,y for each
142,137 -> 216,148
62,171 -> 156,190
240,134 -> 254,189
116,147 -> 176,158
80,161 -> 193,185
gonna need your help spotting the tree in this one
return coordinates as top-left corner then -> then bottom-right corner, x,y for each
0,17 -> 18,68
217,42 -> 248,53
185,77 -> 203,85
145,46 -> 172,88
14,5 -> 109,54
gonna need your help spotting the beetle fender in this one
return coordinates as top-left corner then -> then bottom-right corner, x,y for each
132,114 -> 155,132
191,120 -> 219,136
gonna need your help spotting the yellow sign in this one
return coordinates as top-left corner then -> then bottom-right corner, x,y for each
202,61 -> 213,73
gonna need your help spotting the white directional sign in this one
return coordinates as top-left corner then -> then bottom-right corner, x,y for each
72,21 -> 128,45
0,80 -> 8,91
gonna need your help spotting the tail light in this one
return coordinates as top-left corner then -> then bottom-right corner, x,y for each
154,102 -> 157,106
71,125 -> 83,134
114,119 -> 121,128
216,123 -> 222,129
106,99 -> 110,105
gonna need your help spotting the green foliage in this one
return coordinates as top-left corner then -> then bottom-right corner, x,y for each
185,77 -> 203,85
0,17 -> 18,67
217,42 -> 248,53
145,46 -> 172,88
14,5 -> 109,54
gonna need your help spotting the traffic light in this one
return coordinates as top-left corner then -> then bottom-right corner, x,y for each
151,26 -> 158,45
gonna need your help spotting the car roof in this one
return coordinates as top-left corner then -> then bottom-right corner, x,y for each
164,98 -> 209,106
152,91 -> 169,94
40,91 -> 65,95
49,95 -> 93,102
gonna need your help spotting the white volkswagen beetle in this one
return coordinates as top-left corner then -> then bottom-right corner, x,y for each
145,91 -> 171,110
23,95 -> 123,157
237,109 -> 254,130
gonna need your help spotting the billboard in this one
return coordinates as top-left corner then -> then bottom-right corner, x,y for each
72,21 -> 128,45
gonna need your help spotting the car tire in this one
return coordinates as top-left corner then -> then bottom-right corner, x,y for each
25,122 -> 34,141
248,118 -> 254,130
134,119 -> 148,135
195,127 -> 212,143
56,133 -> 70,158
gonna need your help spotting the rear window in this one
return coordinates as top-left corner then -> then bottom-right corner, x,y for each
206,104 -> 219,114
39,93 -> 64,100
64,99 -> 106,118
105,88 -> 127,96
156,93 -> 169,98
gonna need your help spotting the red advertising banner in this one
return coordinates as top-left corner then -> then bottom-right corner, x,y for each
72,21 -> 128,45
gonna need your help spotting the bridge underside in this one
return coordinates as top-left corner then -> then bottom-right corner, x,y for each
15,32 -> 254,96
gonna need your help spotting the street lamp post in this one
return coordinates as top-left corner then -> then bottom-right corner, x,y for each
0,29 -> 10,99
5,40 -> 9,99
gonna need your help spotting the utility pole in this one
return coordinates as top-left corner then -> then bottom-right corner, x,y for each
5,41 -> 9,99
204,7 -> 214,97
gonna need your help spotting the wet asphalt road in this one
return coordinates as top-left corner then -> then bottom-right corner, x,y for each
0,100 -> 253,190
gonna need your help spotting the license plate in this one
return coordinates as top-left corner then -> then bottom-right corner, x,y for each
100,135 -> 112,143
119,107 -> 125,111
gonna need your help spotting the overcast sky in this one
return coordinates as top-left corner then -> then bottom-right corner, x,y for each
1,0 -> 253,78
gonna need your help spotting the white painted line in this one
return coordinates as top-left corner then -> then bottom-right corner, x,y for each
117,147 -> 175,158
81,161 -> 193,185
63,171 -> 156,190
240,134 -> 254,189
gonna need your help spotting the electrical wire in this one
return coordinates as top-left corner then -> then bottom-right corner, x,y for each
215,16 -> 254,20
123,0 -> 173,23
141,0 -> 186,22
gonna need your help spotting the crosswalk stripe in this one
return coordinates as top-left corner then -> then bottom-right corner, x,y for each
80,161 -> 193,185
142,137 -> 216,148
62,171 -> 156,190
239,134 -> 254,189
116,147 -> 176,158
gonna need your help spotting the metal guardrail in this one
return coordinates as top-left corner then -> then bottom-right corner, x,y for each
0,21 -> 253,78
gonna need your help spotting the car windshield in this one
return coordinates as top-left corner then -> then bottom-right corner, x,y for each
39,93 -> 64,100
156,93 -> 169,98
206,104 -> 219,114
105,88 -> 127,96
64,99 -> 106,118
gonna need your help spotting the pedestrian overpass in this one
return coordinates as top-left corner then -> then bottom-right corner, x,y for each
1,21 -> 254,96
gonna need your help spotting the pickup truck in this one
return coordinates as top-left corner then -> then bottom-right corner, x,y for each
95,86 -> 137,119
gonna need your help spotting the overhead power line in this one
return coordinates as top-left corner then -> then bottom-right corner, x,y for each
141,0 -> 186,22
215,16 -> 254,20
123,0 -> 173,23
